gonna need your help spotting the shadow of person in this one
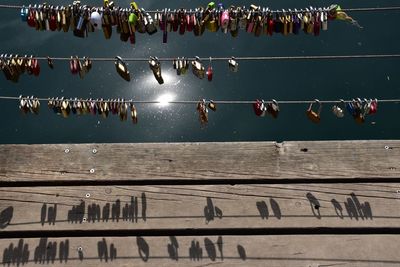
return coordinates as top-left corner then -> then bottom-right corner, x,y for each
0,206 -> 13,229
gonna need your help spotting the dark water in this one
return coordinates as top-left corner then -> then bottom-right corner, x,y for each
0,0 -> 399,144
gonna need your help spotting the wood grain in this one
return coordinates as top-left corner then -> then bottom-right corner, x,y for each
0,183 -> 398,232
0,141 -> 399,182
1,235 -> 399,266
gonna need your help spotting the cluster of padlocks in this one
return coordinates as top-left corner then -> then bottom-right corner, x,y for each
253,98 -> 378,124
1,54 -> 240,83
45,97 -> 139,122
0,54 -> 40,82
19,1 -> 358,43
18,96 -> 41,114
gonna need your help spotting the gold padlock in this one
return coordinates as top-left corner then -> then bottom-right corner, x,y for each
115,56 -> 131,82
306,99 -> 322,123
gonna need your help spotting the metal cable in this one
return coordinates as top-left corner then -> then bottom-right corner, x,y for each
1,4 -> 400,13
4,54 -> 400,62
2,95 -> 399,105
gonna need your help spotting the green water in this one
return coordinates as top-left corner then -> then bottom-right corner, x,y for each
0,0 -> 399,143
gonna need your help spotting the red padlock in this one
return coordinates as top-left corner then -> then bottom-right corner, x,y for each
253,99 -> 266,117
186,13 -> 193,32
369,99 -> 378,114
31,58 -> 40,77
313,13 -> 321,36
206,66 -> 213,81
49,14 -> 57,31
267,17 -> 274,36
179,15 -> 186,35
27,10 -> 36,27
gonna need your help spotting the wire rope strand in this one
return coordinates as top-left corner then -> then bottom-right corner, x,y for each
1,4 -> 400,12
3,96 -> 400,105
7,54 -> 400,62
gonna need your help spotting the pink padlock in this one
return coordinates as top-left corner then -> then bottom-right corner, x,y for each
369,99 -> 378,114
220,10 -> 230,29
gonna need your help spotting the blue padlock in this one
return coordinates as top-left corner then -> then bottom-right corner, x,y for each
20,6 -> 28,22
346,101 -> 355,116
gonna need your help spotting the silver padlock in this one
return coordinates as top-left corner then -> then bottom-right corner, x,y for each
191,56 -> 205,79
332,99 -> 345,118
228,56 -> 239,72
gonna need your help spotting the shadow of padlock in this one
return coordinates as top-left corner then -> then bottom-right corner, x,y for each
306,99 -> 322,123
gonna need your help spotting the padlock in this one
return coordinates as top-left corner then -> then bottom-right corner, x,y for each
267,99 -> 280,118
49,11 -> 57,31
70,56 -> 79,75
246,11 -> 254,33
31,58 -> 40,77
130,2 -> 139,11
292,12 -> 300,34
47,56 -> 54,69
19,96 -> 29,114
61,98 -> 71,118
179,11 -> 186,35
306,99 -> 322,123
313,12 -> 321,36
332,99 -> 345,118
208,100 -> 217,112
220,10 -> 230,29
21,6 -> 29,22
119,100 -> 128,121
149,56 -> 164,84
352,98 -> 365,124
89,99 -> 97,115
206,15 -> 218,32
369,99 -> 378,115
130,103 -> 138,124
144,10 -> 157,35
321,11 -> 328,31
191,56 -> 205,79
253,99 -> 266,117
267,15 -> 274,36
228,56 -> 239,72
31,97 -> 40,114
197,99 -> 208,125
90,10 -> 102,30
186,12 -> 193,32
115,56 -> 131,82
207,2 -> 216,10
362,98 -> 371,116
206,57 -> 213,81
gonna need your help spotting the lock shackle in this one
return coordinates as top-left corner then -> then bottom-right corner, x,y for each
308,99 -> 322,115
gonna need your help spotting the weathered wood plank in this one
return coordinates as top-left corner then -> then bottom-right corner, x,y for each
0,141 -> 399,182
0,183 -> 398,232
1,235 -> 399,266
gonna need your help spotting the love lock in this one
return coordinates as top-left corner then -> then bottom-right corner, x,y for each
369,99 -> 378,115
130,102 -> 138,124
228,56 -> 239,72
253,99 -> 266,117
115,56 -> 131,82
191,56 -> 205,79
332,99 -> 345,118
206,57 -> 213,81
352,98 -> 365,124
267,99 -> 280,118
208,100 -> 217,112
306,99 -> 322,123
197,99 -> 209,125
149,56 -> 164,84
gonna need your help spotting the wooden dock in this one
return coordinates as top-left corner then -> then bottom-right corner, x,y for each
0,140 -> 400,266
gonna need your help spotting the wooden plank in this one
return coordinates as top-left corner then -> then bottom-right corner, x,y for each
0,141 -> 399,182
1,235 -> 399,266
0,183 -> 398,232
